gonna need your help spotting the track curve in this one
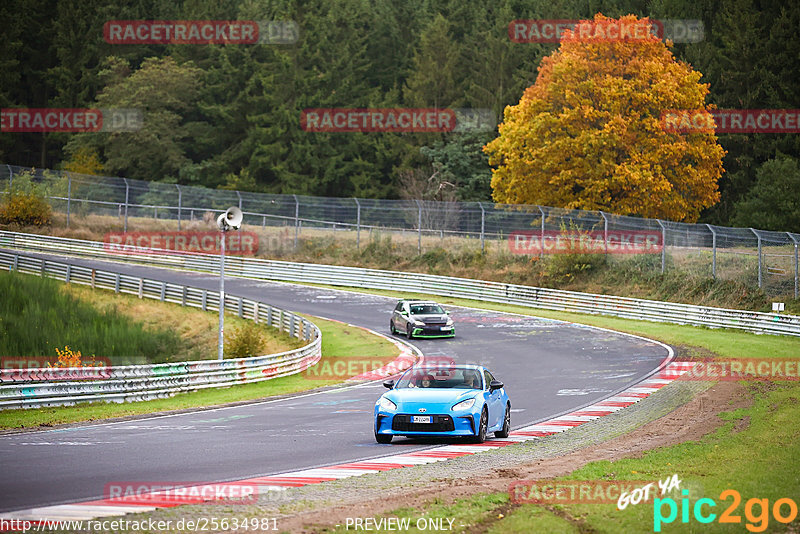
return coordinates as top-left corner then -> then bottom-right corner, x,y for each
0,251 -> 670,512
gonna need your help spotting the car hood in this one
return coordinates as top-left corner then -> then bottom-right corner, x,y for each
384,388 -> 478,411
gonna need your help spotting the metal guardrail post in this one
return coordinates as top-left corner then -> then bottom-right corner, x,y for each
354,198 -> 361,250
7,164 -> 12,186
65,265 -> 71,283
122,178 -> 130,232
789,233 -> 799,299
479,202 -> 485,253
236,190 -> 242,211
293,194 -> 299,250
415,199 -> 422,254
176,184 -> 182,231
600,211 -> 609,255
114,273 -> 120,293
751,228 -> 762,288
706,224 -> 717,279
66,173 -> 71,228
657,219 -> 666,273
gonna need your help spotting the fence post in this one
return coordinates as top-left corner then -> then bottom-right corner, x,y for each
538,206 -> 545,259
176,184 -> 182,231
751,228 -> 762,289
706,224 -> 717,279
791,234 -> 800,299
66,173 -> 71,228
122,178 -> 130,232
415,199 -> 422,254
293,194 -> 299,250
7,164 -> 12,187
354,197 -> 361,250
657,219 -> 666,273
479,202 -> 485,253
600,211 -> 609,255
236,190 -> 242,211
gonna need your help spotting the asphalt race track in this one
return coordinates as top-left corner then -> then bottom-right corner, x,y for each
0,251 -> 671,512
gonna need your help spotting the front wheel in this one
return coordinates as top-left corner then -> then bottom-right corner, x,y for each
406,324 -> 414,339
376,433 -> 392,444
390,321 -> 397,335
473,409 -> 488,443
495,404 -> 511,438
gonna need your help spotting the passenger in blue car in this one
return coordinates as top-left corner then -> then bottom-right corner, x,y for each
419,375 -> 434,388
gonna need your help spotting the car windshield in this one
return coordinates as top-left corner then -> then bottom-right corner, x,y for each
409,304 -> 444,315
395,368 -> 482,389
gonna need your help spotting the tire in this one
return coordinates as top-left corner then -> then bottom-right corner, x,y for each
390,320 -> 397,335
376,433 -> 392,444
473,408 -> 488,443
495,403 -> 511,438
406,323 -> 414,339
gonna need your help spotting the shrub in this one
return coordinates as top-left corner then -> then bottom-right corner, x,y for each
0,171 -> 52,226
225,322 -> 265,359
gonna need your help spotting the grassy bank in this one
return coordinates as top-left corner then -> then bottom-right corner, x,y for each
0,270 -> 303,364
0,312 -> 400,430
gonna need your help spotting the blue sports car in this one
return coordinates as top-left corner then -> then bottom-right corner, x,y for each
374,364 -> 511,444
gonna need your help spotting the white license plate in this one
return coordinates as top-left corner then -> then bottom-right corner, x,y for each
440,326 -> 452,331
412,415 -> 432,423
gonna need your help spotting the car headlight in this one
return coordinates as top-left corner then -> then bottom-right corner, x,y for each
446,318 -> 453,326
378,397 -> 397,411
452,398 -> 475,411
413,320 -> 425,327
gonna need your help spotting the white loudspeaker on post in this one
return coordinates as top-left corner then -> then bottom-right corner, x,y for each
216,206 -> 243,231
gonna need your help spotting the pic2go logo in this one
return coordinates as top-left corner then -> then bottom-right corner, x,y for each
654,489 -> 798,532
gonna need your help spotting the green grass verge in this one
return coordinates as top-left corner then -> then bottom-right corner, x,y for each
0,270 -> 181,361
0,313 -> 399,430
289,283 -> 800,533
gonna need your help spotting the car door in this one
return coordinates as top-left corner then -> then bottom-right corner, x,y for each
392,302 -> 404,330
484,370 -> 503,428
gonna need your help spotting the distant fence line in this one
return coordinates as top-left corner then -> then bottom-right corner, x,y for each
1,164 -> 798,297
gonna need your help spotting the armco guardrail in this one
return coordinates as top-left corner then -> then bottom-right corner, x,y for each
0,250 -> 321,409
2,231 -> 799,337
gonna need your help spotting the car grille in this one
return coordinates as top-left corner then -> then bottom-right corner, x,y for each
423,319 -> 447,325
392,414 -> 455,432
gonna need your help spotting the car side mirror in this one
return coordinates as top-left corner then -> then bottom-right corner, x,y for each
489,380 -> 503,391
383,379 -> 395,389
400,311 -> 408,316
445,310 -> 450,315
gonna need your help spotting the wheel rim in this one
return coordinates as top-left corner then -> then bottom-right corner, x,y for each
504,408 -> 510,431
479,411 -> 487,440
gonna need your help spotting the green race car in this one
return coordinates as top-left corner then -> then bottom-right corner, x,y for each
390,299 -> 455,339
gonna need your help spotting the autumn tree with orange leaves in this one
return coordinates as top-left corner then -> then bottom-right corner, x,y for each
484,14 -> 724,222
